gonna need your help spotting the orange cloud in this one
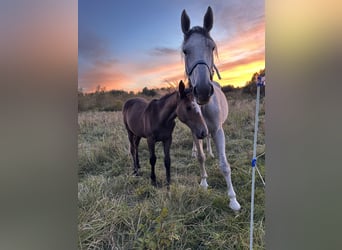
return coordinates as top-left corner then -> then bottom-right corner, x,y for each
213,21 -> 265,87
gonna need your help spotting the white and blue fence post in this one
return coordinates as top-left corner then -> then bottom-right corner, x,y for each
249,75 -> 265,250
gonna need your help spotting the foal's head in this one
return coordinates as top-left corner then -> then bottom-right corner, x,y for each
181,6 -> 217,105
176,81 -> 208,139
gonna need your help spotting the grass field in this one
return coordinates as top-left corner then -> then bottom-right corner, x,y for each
78,93 -> 265,249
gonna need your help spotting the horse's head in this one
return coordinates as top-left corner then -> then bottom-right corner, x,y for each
181,6 -> 217,105
176,81 -> 208,139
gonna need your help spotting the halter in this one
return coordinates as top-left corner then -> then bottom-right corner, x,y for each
185,60 -> 222,81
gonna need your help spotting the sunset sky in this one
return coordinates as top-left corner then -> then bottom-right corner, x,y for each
79,1 -> 264,93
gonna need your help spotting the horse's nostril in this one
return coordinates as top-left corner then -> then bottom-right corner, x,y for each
199,130 -> 207,139
209,84 -> 214,97
193,86 -> 198,96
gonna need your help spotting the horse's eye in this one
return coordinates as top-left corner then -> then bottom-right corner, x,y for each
183,49 -> 187,55
186,106 -> 192,111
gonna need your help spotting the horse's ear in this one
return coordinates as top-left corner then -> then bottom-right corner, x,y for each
181,10 -> 190,34
179,80 -> 186,98
203,6 -> 213,32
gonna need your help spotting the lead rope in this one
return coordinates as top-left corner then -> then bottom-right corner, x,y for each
213,64 -> 221,80
250,75 -> 265,250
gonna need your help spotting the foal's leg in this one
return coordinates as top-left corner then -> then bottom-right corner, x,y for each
127,131 -> 139,175
192,134 -> 208,188
212,127 -> 241,211
133,136 -> 141,170
162,137 -> 172,187
147,138 -> 157,186
193,137 -> 213,158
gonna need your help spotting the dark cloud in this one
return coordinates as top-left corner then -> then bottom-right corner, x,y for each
79,30 -> 109,59
149,47 -> 179,56
212,1 -> 265,38
79,29 -> 122,91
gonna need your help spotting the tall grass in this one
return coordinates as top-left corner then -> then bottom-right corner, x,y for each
78,94 -> 265,249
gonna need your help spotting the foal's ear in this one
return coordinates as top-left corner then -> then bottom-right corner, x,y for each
178,80 -> 186,98
181,10 -> 190,34
203,6 -> 213,32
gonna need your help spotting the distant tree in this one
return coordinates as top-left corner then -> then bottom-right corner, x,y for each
142,86 -> 157,96
95,85 -> 106,94
109,89 -> 127,96
221,85 -> 236,93
242,69 -> 265,97
78,87 -> 84,96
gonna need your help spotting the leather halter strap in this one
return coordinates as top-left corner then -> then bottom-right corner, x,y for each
186,60 -> 221,80
186,60 -> 212,77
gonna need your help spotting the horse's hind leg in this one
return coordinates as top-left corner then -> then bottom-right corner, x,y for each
192,141 -> 197,157
147,138 -> 157,186
193,134 -> 208,188
163,137 -> 172,187
133,136 -> 141,170
212,127 -> 241,211
206,136 -> 214,158
127,131 -> 140,175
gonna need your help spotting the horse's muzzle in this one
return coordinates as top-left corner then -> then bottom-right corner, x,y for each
193,84 -> 214,105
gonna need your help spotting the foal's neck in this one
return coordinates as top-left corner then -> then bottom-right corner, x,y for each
158,91 -> 178,124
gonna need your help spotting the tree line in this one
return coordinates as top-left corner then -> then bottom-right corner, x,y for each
78,69 -> 265,112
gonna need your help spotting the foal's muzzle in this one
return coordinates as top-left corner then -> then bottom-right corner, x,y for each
196,128 -> 208,140
193,83 -> 214,105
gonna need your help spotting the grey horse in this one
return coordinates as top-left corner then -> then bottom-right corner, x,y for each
181,6 -> 241,211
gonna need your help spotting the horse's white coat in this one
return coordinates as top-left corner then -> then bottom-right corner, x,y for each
197,84 -> 241,211
182,7 -> 241,211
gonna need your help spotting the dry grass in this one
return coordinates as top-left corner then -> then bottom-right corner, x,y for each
78,94 -> 265,249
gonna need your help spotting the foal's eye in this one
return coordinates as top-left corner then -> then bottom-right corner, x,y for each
183,49 -> 187,55
186,106 -> 192,111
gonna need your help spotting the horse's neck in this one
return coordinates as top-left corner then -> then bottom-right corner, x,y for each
157,92 -> 178,124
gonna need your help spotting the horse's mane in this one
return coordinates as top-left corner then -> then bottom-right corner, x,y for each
158,91 -> 177,103
146,91 -> 177,113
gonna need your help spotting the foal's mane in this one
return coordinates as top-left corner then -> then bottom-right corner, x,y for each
158,91 -> 177,103
149,87 -> 193,108
146,91 -> 177,113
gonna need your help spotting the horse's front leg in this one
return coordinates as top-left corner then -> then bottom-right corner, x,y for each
212,127 -> 241,211
147,138 -> 157,186
192,141 -> 197,157
162,137 -> 172,187
192,134 -> 208,189
206,136 -> 214,158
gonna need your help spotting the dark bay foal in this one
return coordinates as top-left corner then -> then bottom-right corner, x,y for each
123,81 -> 208,186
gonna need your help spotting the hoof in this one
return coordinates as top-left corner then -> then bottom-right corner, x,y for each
200,178 -> 209,189
133,170 -> 141,176
229,199 -> 241,212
